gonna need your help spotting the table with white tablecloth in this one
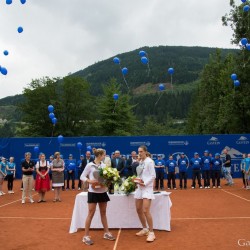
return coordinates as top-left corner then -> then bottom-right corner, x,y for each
69,191 -> 172,233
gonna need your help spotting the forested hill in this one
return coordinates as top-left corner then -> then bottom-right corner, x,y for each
72,45 -> 237,95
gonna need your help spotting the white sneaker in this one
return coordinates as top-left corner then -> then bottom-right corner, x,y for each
136,229 -> 149,236
0,192 -> 2,196
218,186 -> 221,189
213,186 -> 216,189
200,186 -> 203,189
1,191 -> 6,195
146,232 -> 156,242
205,187 -> 207,189
207,186 -> 210,189
8,191 -> 11,194
30,199 -> 35,203
21,200 -> 25,204
78,188 -> 81,190
11,191 -> 14,194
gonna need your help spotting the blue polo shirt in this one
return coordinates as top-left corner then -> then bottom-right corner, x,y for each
166,160 -> 177,173
190,157 -> 202,170
0,162 -> 7,175
211,158 -> 222,171
154,159 -> 165,173
7,162 -> 15,175
245,157 -> 250,173
202,156 -> 212,170
177,157 -> 188,172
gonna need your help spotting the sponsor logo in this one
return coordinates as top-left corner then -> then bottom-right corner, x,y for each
167,140 -> 189,146
236,136 -> 249,145
60,143 -> 76,147
86,142 -> 106,147
238,239 -> 250,246
24,143 -> 40,147
207,137 -> 220,145
130,141 -> 150,147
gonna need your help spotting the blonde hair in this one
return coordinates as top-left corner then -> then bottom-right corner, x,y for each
93,148 -> 105,157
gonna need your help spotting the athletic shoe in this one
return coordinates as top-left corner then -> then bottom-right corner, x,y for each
11,191 -> 14,194
213,186 -> 216,189
217,186 -> 221,189
191,186 -> 195,189
1,191 -> 6,195
103,232 -> 115,241
21,200 -> 25,204
0,192 -> 2,196
8,191 -> 11,194
20,188 -> 23,191
30,199 -> 35,203
174,188 -> 177,190
136,229 -> 149,236
208,186 -> 210,189
199,186 -> 203,189
146,232 -> 156,242
205,187 -> 207,189
82,236 -> 94,245
78,188 -> 81,190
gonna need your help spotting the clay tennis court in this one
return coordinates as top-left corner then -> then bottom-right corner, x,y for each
0,178 -> 249,250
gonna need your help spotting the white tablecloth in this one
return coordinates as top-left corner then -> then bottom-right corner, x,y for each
69,191 -> 172,233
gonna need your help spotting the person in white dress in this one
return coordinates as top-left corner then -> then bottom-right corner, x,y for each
134,145 -> 156,242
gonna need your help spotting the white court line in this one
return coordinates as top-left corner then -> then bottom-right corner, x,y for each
0,216 -> 71,220
221,189 -> 250,202
0,193 -> 38,208
113,228 -> 121,250
172,216 -> 250,220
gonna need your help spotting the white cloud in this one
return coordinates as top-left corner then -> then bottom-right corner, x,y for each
0,0 -> 237,98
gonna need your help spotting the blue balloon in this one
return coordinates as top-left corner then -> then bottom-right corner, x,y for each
168,68 -> 174,75
246,44 -> 250,51
48,105 -> 54,113
243,5 -> 250,12
3,50 -> 9,56
234,80 -> 240,87
49,112 -> 55,119
242,0 -> 247,3
17,27 -> 23,33
77,142 -> 83,149
52,117 -> 57,124
6,0 -> 12,4
34,146 -> 39,153
231,73 -> 237,80
113,93 -> 119,100
86,145 -> 92,151
122,67 -> 128,75
0,67 -> 8,75
159,84 -> 165,91
57,135 -> 64,143
113,57 -> 120,64
141,56 -> 148,64
241,38 -> 248,46
20,0 -> 26,4
139,50 -> 146,57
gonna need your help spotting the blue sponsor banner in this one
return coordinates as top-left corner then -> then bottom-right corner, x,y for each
0,134 -> 248,179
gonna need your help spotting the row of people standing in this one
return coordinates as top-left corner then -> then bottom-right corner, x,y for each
154,149 -> 231,190
0,156 -> 16,195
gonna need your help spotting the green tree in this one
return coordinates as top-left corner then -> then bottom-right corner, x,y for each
56,76 -> 93,136
19,77 -> 59,136
96,79 -> 138,135
0,122 -> 14,137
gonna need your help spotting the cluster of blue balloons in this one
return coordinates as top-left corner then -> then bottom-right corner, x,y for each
241,0 -> 249,12
231,73 -> 240,87
48,105 -> 58,125
139,50 -> 149,65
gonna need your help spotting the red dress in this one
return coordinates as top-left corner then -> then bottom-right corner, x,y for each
35,161 -> 50,192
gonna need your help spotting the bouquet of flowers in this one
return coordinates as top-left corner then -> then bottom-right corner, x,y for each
120,175 -> 137,195
99,166 -> 121,187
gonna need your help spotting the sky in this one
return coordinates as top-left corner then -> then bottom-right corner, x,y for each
0,0 -> 239,99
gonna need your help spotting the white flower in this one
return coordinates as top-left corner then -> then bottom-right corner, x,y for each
113,177 -> 117,181
124,181 -> 129,187
103,170 -> 107,175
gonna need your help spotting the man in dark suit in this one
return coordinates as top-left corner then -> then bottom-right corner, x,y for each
80,151 -> 94,191
111,150 -> 126,177
126,151 -> 138,177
